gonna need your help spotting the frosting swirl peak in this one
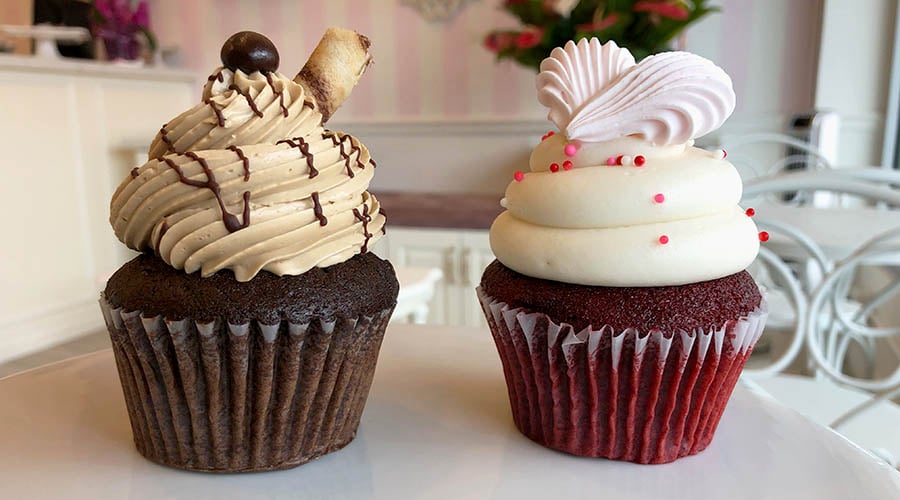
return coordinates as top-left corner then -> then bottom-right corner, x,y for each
111,30 -> 384,282
537,39 -> 735,146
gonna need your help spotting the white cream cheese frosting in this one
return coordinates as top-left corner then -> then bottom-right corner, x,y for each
490,39 -> 760,287
111,67 -> 384,281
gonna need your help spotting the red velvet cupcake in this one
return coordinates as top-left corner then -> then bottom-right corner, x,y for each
477,39 -> 767,464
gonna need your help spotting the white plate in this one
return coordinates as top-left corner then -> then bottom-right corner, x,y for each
1,323 -> 898,499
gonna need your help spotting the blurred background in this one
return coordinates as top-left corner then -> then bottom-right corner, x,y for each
1,0 -> 899,466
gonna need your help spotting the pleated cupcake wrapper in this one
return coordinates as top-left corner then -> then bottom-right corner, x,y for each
476,287 -> 768,464
99,295 -> 392,472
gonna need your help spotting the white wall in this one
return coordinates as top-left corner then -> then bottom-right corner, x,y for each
149,0 -> 822,123
816,0 -> 897,166
0,58 -> 194,363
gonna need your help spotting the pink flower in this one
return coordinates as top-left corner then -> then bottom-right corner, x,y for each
633,1 -> 690,20
484,32 -> 516,52
577,13 -> 619,32
515,28 -> 544,49
94,0 -> 149,31
132,1 -> 150,30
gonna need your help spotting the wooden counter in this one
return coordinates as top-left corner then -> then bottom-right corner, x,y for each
373,191 -> 502,230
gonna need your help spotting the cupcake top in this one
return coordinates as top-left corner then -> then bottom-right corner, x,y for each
110,29 -> 385,282
490,39 -> 760,287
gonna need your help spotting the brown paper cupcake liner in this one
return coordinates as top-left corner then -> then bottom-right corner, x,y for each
477,287 -> 767,464
99,295 -> 393,473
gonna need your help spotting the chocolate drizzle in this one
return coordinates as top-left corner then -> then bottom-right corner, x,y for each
352,204 -> 373,252
228,84 -> 264,118
378,207 -> 387,234
265,72 -> 289,117
159,125 -> 176,153
277,137 -> 318,178
370,158 -> 377,168
323,131 -> 365,178
205,99 -> 226,127
157,218 -> 169,248
311,192 -> 327,226
227,145 -> 251,181
130,167 -> 139,178
207,70 -> 224,83
160,152 -> 251,233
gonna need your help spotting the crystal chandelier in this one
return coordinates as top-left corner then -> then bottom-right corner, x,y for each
400,0 -> 480,22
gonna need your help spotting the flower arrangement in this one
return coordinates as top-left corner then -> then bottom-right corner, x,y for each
484,0 -> 717,70
90,0 -> 156,61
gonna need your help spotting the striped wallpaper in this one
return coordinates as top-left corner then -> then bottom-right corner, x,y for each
0,1 -> 32,54
148,0 -> 821,123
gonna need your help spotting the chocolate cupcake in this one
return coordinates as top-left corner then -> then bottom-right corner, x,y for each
477,39 -> 767,464
100,29 -> 398,472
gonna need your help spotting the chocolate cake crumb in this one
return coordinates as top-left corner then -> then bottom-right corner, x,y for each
105,252 -> 398,324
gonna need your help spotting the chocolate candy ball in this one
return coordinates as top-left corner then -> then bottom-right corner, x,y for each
220,31 -> 279,74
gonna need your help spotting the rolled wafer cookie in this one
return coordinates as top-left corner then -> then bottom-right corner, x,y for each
295,27 -> 373,123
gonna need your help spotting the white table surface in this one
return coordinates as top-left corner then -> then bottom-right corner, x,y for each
2,324 -> 899,500
751,374 -> 900,462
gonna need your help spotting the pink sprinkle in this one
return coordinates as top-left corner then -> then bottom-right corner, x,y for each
549,163 -> 560,172
514,170 -> 524,182
562,160 -> 573,170
564,143 -> 578,157
606,157 -> 617,166
658,235 -> 670,245
634,155 -> 646,166
654,193 -> 665,203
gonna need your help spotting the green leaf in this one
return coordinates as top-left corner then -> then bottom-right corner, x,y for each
139,26 -> 157,53
487,0 -> 721,70
504,0 -> 552,26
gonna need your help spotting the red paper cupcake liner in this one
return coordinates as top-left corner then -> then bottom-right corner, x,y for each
99,295 -> 392,472
477,287 -> 767,464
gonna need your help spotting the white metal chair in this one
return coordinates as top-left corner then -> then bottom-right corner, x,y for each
391,267 -> 444,324
737,167 -> 900,468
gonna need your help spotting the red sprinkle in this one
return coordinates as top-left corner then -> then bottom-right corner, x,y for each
759,231 -> 769,242
658,235 -> 670,245
634,155 -> 646,166
514,170 -> 524,182
654,193 -> 665,203
616,155 -> 624,165
562,160 -> 573,170
564,143 -> 578,157
549,163 -> 560,172
541,131 -> 555,141
745,208 -> 755,217
723,149 -> 728,158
